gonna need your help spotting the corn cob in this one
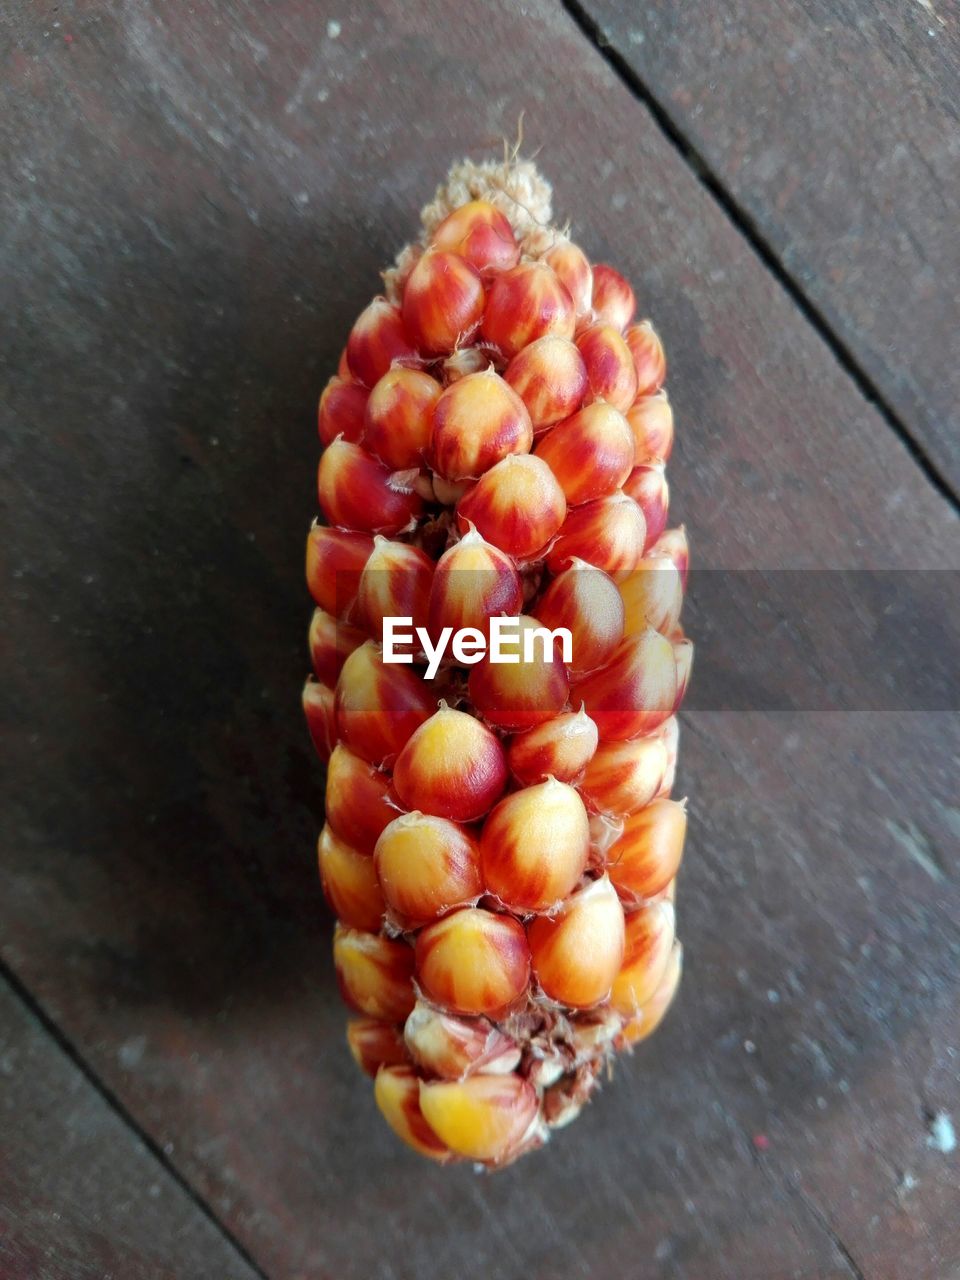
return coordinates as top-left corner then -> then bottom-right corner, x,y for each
305,155 -> 690,1168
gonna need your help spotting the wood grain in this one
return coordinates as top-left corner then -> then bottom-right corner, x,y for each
574,0 -> 960,494
3,1 -> 959,1277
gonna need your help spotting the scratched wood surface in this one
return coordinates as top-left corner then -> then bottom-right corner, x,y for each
2,2 -> 959,1278
574,0 -> 960,494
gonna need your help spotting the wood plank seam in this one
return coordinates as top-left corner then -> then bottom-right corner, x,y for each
0,959 -> 269,1280
557,0 -> 960,517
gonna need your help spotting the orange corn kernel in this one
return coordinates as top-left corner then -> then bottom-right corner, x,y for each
624,320 -> 666,396
456,455 -> 566,559
318,439 -> 423,536
362,367 -> 441,470
534,403 -> 635,505
609,900 -> 676,1015
392,703 -> 508,823
324,743 -> 397,854
402,250 -> 485,356
374,812 -> 483,927
333,924 -> 416,1022
356,537 -> 433,643
653,525 -> 689,589
625,391 -> 674,464
579,735 -> 668,817
468,615 -> 569,731
318,376 -> 369,445
335,641 -> 434,766
533,560 -> 624,676
427,528 -> 523,639
418,1074 -> 538,1164
503,335 -> 588,432
507,706 -> 599,786
481,261 -> 576,358
318,824 -> 386,933
403,1001 -> 520,1079
544,240 -> 593,316
305,524 -> 374,618
623,463 -> 670,551
431,369 -> 533,482
591,263 -> 636,331
656,716 -> 679,798
415,907 -> 531,1016
480,778 -> 590,912
606,798 -> 687,904
346,1019 -> 409,1077
346,298 -> 418,387
428,200 -> 520,275
618,555 -> 684,636
308,607 -> 365,686
546,493 -> 647,575
674,638 -> 694,710
528,875 -> 625,1008
374,1065 -> 454,1162
576,629 -> 677,741
620,942 -> 682,1045
303,678 -> 337,761
576,323 -> 638,413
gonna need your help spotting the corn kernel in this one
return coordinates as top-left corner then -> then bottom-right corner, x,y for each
318,824 -> 386,933
418,1074 -> 538,1164
456,455 -> 567,559
324,743 -> 397,855
546,493 -> 647,575
507,706 -> 599,786
317,439 -> 423,535
468,615 -> 569,731
335,640 -> 434,767
544,240 -> 593,316
427,528 -> 523,640
305,524 -> 373,619
625,391 -> 674,464
302,678 -> 337,761
606,798 -> 687,904
392,703 -> 507,823
618,555 -> 684,636
624,320 -> 666,396
308,607 -> 365,686
429,200 -> 520,274
374,812 -> 482,927
503,335 -> 588,432
620,942 -> 682,1045
347,1019 -> 409,1077
415,907 -> 530,1017
579,735 -> 667,817
481,778 -> 590,912
623,463 -> 669,550
610,900 -> 676,1015
576,323 -> 638,413
403,1001 -> 520,1079
535,403 -> 635,505
356,537 -> 433,644
346,297 -> 418,387
333,924 -> 415,1022
375,1065 -> 454,1162
402,250 -> 485,356
528,876 -> 625,1008
533,560 -> 624,676
481,261 -> 576,358
431,368 -> 533,482
575,629 -> 677,741
318,375 -> 369,445
362,367 -> 441,470
590,263 -> 636,331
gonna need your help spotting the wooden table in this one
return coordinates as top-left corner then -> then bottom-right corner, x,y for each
3,3 -> 958,1277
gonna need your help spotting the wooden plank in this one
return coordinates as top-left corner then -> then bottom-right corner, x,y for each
3,1 -> 959,1278
573,0 -> 960,494
0,979 -> 259,1280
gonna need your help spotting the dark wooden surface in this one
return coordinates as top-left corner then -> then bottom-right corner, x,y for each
574,0 -> 960,493
3,2 -> 959,1278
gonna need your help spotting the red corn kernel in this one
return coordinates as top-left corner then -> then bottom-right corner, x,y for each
427,528 -> 523,640
415,907 -> 531,1017
308,607 -> 365,685
418,1074 -> 538,1165
480,777 -> 590,912
507,706 -> 599,786
674,638 -> 694,710
544,240 -> 593,316
347,1019 -> 409,1077
324,743 -> 397,854
534,403 -> 635,505
429,200 -> 521,275
375,1065 -> 455,1163
528,875 -> 625,1008
335,640 -> 434,766
533,560 -> 625,676
468,615 -> 569,731
579,735 -> 668,817
576,323 -> 638,413
625,391 -> 674,463
431,368 -> 533,482
624,320 -> 666,396
318,824 -> 386,932
503,335 -> 588,432
305,524 -> 374,618
609,900 -> 676,1015
363,367 -> 441,470
333,924 -> 416,1022
402,250 -> 485,356
623,463 -> 669,549
481,261 -> 576,358
356,537 -> 433,644
456,455 -> 566,560
619,942 -> 682,1045
374,812 -> 483,927
317,439 -> 423,536
576,629 -> 678,741
546,493 -> 647,575
652,525 -> 689,589
619,555 -> 684,636
303,678 -> 337,761
346,298 -> 418,387
392,703 -> 508,823
404,1001 -> 520,1079
591,263 -> 636,331
605,798 -> 687,904
318,376 -> 369,445
337,347 -> 351,379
